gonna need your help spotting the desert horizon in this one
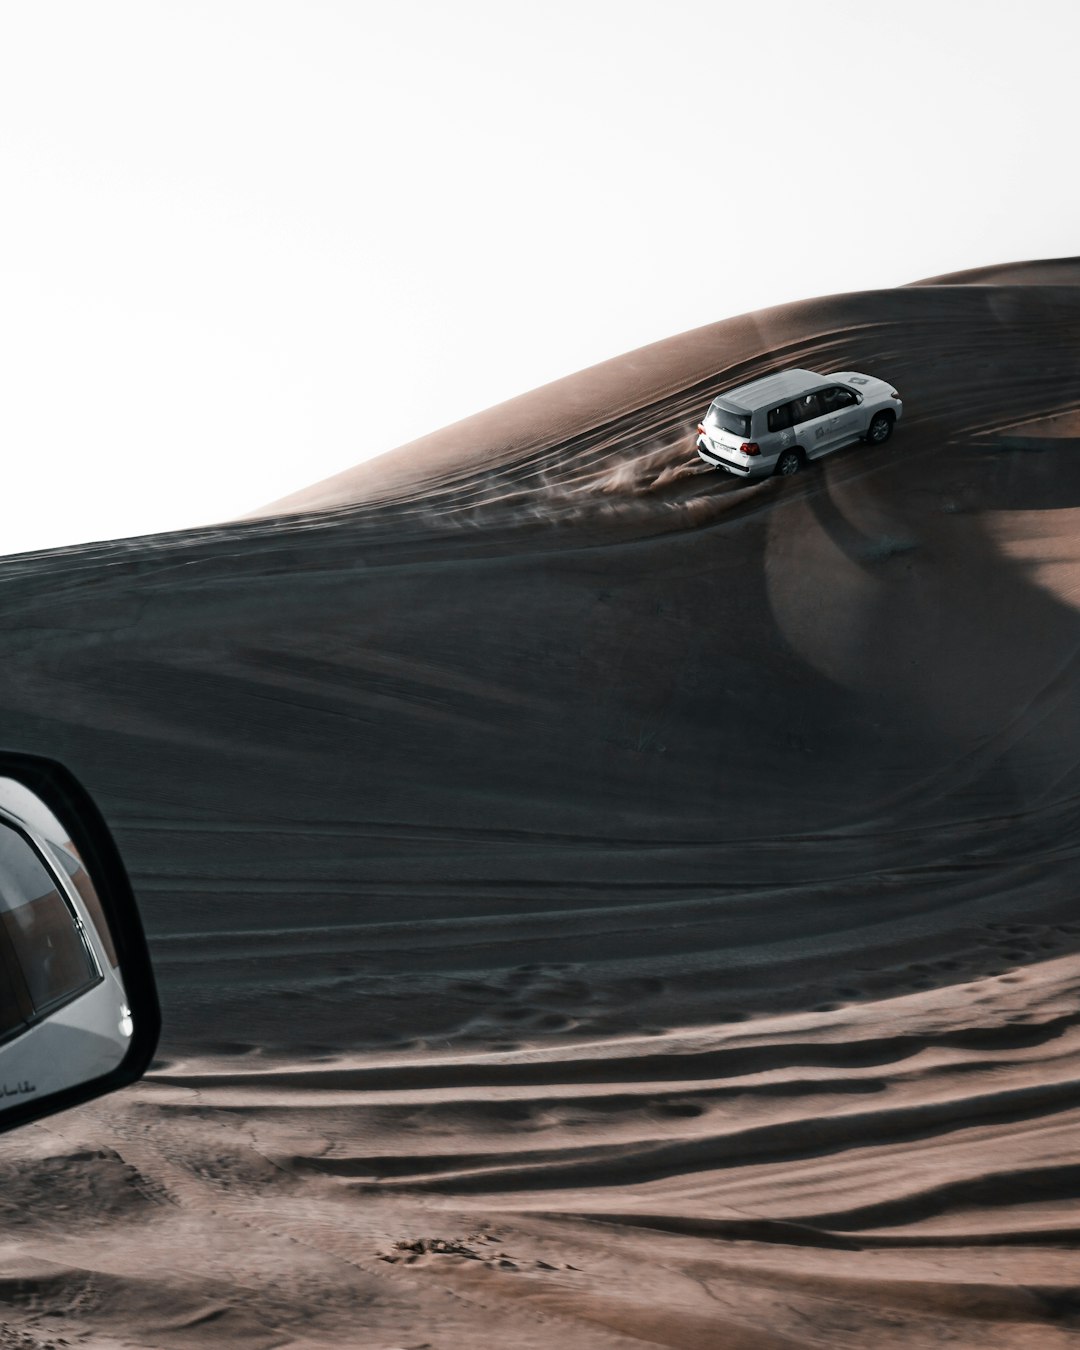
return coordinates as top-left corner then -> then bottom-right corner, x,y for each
1,256 -> 1079,1347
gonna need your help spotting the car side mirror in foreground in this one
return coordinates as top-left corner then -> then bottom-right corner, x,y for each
0,754 -> 159,1134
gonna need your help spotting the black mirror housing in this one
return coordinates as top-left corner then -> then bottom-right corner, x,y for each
0,753 -> 160,1134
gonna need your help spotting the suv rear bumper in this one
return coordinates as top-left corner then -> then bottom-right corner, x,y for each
697,437 -> 753,476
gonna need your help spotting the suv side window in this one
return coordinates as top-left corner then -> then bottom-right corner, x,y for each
791,391 -> 823,425
767,404 -> 793,433
0,821 -> 99,1035
820,386 -> 857,411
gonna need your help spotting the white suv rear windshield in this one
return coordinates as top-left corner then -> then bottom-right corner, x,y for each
707,401 -> 751,438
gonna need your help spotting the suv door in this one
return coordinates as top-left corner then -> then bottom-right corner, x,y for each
790,390 -> 829,457
817,385 -> 862,453
765,402 -> 797,468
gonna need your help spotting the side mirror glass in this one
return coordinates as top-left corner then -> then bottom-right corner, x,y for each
0,755 -> 159,1133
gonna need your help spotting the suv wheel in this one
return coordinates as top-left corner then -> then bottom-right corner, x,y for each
775,448 -> 802,476
865,412 -> 894,445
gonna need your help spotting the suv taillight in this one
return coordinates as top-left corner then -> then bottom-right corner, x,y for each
697,423 -> 706,436
741,442 -> 760,456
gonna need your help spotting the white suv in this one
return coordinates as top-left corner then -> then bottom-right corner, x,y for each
696,368 -> 903,478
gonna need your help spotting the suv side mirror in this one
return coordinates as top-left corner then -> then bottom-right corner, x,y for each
0,753 -> 159,1134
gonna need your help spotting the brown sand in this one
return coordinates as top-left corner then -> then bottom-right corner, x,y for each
1,257 -> 1079,1347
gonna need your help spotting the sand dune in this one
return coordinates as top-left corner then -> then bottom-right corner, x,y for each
1,257 -> 1079,1346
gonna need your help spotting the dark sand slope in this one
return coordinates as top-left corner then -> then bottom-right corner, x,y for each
1,259 -> 1080,1347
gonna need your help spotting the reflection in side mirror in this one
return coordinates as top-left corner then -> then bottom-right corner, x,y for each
0,757 -> 159,1133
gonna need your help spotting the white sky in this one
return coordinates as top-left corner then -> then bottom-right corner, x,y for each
1,0 -> 1077,557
